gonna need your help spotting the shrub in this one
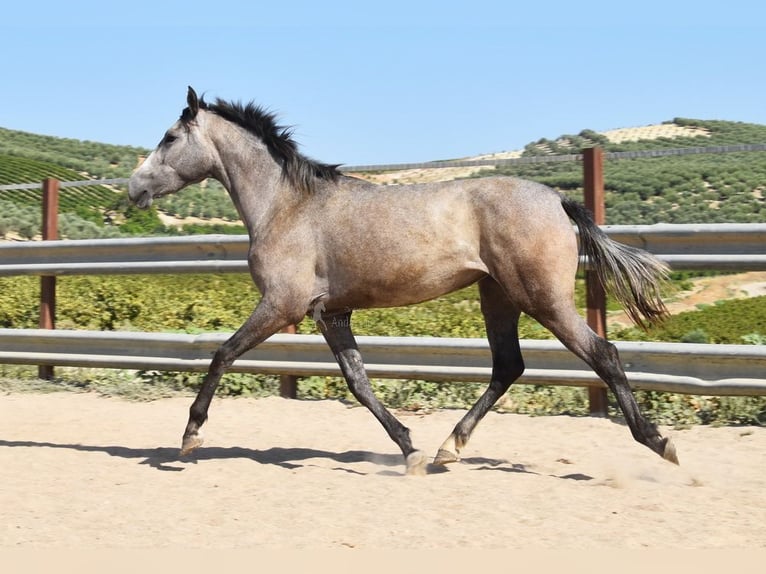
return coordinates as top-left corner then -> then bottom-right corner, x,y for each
680,329 -> 710,344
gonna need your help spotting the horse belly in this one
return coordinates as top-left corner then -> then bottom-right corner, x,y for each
318,188 -> 487,309
329,259 -> 487,310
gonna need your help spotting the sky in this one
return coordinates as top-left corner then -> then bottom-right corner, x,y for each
1,1 -> 765,167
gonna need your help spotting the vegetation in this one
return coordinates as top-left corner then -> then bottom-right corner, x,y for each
0,273 -> 763,425
2,116 -> 766,237
0,130 -> 245,238
1,274 -> 762,345
615,296 -> 766,344
476,118 -> 766,224
0,154 -> 125,238
157,182 -> 240,222
0,127 -> 145,179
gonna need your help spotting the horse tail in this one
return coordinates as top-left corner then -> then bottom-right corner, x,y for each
561,197 -> 670,330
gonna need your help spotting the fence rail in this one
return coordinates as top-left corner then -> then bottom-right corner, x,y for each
0,224 -> 764,276
0,224 -> 764,395
0,329 -> 764,396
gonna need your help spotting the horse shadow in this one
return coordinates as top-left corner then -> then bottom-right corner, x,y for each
0,439 -> 593,480
0,438 -> 404,474
461,456 -> 594,481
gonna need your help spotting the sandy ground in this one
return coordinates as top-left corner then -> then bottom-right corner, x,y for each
1,391 -> 764,549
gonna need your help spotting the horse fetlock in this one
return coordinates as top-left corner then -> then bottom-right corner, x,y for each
405,451 -> 428,476
433,435 -> 461,466
454,431 -> 469,451
645,434 -> 679,465
180,431 -> 204,456
661,437 -> 679,465
433,449 -> 460,466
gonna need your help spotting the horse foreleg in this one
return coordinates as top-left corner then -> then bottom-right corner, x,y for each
319,311 -> 427,475
435,277 -> 524,465
180,301 -> 292,456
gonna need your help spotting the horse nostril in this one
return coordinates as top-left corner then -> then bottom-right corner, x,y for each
133,190 -> 152,208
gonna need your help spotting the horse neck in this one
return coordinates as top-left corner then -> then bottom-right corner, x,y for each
207,116 -> 293,237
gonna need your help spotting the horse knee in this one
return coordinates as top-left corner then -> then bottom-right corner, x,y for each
601,339 -> 620,362
593,338 -> 625,376
507,359 -> 525,382
494,357 -> 524,388
212,344 -> 239,370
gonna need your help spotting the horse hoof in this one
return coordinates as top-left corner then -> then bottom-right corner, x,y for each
180,433 -> 204,456
433,448 -> 460,466
405,451 -> 428,476
662,437 -> 679,465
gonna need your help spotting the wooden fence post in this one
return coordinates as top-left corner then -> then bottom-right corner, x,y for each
38,178 -> 59,380
582,148 -> 608,416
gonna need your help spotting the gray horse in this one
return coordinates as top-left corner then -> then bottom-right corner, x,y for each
129,87 -> 678,474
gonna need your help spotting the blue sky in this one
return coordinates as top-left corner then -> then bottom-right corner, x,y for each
1,1 -> 765,166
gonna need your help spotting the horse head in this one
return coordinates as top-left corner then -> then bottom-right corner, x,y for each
128,87 -> 216,208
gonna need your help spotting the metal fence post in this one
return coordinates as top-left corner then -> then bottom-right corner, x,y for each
38,178 -> 59,380
582,148 -> 608,416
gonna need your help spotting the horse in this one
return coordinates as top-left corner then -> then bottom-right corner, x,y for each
128,87 -> 679,474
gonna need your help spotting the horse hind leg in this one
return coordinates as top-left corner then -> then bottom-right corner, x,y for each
536,304 -> 679,464
435,277 -> 524,465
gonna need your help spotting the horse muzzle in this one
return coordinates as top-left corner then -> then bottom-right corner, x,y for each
127,183 -> 154,209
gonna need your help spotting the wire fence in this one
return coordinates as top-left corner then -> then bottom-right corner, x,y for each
0,178 -> 128,192
2,142 -> 766,191
342,143 -> 766,172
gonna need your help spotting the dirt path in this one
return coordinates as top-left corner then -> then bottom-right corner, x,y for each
608,271 -> 766,330
1,391 -> 764,549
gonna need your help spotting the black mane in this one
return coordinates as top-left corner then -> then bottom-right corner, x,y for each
182,97 -> 340,194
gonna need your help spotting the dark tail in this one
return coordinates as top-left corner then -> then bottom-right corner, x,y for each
561,197 -> 669,330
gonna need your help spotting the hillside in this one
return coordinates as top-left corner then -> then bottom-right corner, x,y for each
0,154 -> 117,208
1,117 -> 765,238
357,120 -> 714,185
0,127 -> 241,238
484,118 -> 766,224
358,118 -> 766,224
0,126 -> 145,180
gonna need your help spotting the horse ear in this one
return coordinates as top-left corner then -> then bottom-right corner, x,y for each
186,86 -> 199,118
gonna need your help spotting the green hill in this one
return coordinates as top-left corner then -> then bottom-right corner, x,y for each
0,152 -> 130,239
480,118 -> 766,224
0,127 -> 241,238
0,126 -> 149,239
0,126 -> 146,179
1,117 -> 765,238
0,154 -> 118,209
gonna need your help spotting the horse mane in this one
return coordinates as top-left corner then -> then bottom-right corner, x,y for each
182,97 -> 340,194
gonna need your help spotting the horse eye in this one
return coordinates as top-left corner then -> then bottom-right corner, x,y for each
162,134 -> 177,146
